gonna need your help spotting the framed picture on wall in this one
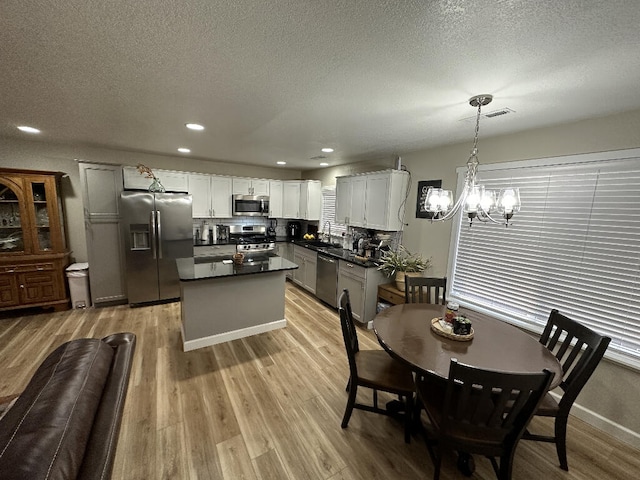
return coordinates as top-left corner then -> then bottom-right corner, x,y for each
416,180 -> 442,219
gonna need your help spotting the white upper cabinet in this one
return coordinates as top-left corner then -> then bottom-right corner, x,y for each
282,180 -> 321,220
282,181 -> 301,218
300,180 -> 321,221
188,174 -> 232,218
335,170 -> 409,231
269,180 -> 283,218
123,166 -> 188,192
210,176 -> 232,217
232,177 -> 269,196
189,174 -> 213,217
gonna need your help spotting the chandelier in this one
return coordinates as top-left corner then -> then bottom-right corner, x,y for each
424,94 -> 521,226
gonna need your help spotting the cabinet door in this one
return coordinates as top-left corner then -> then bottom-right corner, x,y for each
269,180 -> 283,217
79,163 -> 126,306
157,170 -> 189,192
0,274 -> 20,307
338,268 -> 365,323
303,251 -> 317,294
335,177 -> 351,225
350,176 -> 367,227
19,270 -> 59,304
26,177 -> 64,253
0,177 -> 28,254
86,221 -> 126,305
189,174 -> 213,217
282,182 -> 300,218
292,249 -> 306,287
252,179 -> 269,196
232,178 -> 251,195
365,173 -> 390,230
211,176 -> 232,217
300,181 -> 321,221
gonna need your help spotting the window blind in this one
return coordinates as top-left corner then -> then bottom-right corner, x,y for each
447,151 -> 640,368
320,186 -> 347,239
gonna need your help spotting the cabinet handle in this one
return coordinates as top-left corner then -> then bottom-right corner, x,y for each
20,284 -> 25,289
346,263 -> 354,268
6,269 -> 15,273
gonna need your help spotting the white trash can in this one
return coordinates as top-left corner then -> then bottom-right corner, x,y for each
66,262 -> 91,308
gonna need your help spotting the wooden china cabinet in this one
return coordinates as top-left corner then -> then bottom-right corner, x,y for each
0,168 -> 70,312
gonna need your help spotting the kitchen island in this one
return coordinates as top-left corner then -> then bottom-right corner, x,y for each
176,254 -> 298,352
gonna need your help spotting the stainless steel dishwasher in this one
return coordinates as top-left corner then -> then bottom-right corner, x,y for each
316,253 -> 338,308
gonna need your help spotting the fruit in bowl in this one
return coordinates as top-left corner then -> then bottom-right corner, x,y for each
303,233 -> 315,240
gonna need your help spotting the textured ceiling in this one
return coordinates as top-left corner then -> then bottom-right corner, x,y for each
1,1 -> 640,170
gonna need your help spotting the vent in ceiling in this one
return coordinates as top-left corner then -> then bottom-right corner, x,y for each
460,107 -> 515,122
310,155 -> 327,160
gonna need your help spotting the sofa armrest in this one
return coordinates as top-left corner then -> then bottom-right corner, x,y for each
79,332 -> 137,480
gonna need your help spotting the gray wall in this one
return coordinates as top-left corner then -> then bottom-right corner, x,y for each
400,107 -> 640,447
0,138 -> 302,263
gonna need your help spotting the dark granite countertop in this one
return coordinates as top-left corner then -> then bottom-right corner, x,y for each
177,254 -> 298,281
291,240 -> 381,269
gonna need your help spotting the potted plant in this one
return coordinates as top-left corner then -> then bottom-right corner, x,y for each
377,245 -> 432,291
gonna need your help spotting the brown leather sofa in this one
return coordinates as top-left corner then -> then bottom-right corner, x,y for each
0,332 -> 136,480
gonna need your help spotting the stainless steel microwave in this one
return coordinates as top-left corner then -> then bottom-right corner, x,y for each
232,194 -> 270,217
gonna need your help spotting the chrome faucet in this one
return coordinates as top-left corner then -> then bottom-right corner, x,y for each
323,221 -> 331,242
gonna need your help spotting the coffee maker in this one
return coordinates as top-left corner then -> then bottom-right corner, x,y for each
287,221 -> 301,240
216,224 -> 229,242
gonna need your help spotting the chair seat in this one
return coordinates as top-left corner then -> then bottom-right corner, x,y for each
355,350 -> 414,394
534,392 -> 560,417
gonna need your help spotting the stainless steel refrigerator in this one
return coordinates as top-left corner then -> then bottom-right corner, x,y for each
120,191 -> 193,305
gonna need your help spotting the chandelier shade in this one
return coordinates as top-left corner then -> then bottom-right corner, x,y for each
425,94 -> 521,226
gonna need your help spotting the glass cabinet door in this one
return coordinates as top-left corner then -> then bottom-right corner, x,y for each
0,181 -> 25,253
30,181 -> 53,252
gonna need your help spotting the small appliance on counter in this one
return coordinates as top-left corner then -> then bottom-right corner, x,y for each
216,224 -> 229,242
287,221 -> 301,240
267,219 -> 277,238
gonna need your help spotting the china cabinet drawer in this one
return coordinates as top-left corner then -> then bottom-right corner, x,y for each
3,262 -> 54,273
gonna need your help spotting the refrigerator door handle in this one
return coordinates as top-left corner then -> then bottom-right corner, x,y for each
150,210 -> 157,260
156,210 -> 163,259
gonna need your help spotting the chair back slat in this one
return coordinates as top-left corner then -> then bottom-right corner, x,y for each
405,276 -> 447,305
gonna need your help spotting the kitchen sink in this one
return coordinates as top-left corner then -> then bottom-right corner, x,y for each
302,240 -> 337,248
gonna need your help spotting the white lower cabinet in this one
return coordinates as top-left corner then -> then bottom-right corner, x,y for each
292,245 -> 317,294
338,259 -> 385,325
281,243 -> 294,279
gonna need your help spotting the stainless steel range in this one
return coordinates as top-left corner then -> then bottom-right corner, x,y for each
230,224 -> 276,254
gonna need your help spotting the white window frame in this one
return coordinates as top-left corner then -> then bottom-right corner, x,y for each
320,186 -> 347,241
446,148 -> 640,370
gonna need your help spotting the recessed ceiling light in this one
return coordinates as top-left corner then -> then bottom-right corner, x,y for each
320,162 -> 329,167
321,147 -> 334,153
185,123 -> 205,131
178,147 -> 191,153
276,161 -> 286,165
17,125 -> 40,134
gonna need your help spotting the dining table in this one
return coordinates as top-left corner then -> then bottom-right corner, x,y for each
373,303 -> 563,389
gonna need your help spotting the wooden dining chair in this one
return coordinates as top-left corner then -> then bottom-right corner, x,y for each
522,309 -> 611,471
338,289 -> 415,443
405,276 -> 447,304
416,359 -> 554,480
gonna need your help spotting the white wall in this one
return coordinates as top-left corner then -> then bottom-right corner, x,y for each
0,137 -> 302,262
401,107 -> 640,447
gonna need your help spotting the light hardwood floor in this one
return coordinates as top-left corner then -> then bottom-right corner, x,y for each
1,281 -> 638,479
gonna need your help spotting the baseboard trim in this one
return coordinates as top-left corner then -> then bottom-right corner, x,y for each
181,319 -> 287,352
549,392 -> 640,449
